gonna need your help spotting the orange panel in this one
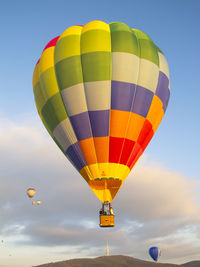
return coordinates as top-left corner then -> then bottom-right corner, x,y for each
147,95 -> 163,131
93,137 -> 109,163
110,110 -> 130,138
79,138 -> 97,165
126,113 -> 145,141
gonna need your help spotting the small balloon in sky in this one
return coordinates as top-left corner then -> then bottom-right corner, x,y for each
26,188 -> 36,199
149,246 -> 161,262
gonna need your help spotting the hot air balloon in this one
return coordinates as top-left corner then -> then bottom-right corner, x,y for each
149,247 -> 161,262
32,201 -> 35,205
33,20 -> 170,227
37,200 -> 41,205
26,188 -> 36,199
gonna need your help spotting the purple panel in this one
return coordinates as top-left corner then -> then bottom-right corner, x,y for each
155,71 -> 170,112
132,86 -> 154,117
70,112 -> 92,141
111,80 -> 136,111
66,142 -> 87,171
89,110 -> 110,137
163,90 -> 170,112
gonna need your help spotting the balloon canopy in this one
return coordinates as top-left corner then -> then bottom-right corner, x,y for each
26,188 -> 36,198
149,247 -> 161,262
33,20 -> 170,203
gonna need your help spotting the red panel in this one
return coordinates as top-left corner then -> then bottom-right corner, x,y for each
137,119 -> 152,147
119,139 -> 135,165
43,36 -> 60,51
109,137 -> 124,163
142,129 -> 154,151
127,143 -> 142,169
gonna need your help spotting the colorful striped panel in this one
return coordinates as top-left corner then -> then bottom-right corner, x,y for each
33,20 -> 170,203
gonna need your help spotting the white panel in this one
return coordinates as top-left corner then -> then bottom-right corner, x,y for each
61,84 -> 88,116
137,59 -> 159,93
53,118 -> 77,151
158,52 -> 170,80
111,52 -> 139,84
84,81 -> 111,111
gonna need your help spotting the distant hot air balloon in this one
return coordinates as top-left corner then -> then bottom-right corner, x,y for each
33,20 -> 170,227
37,200 -> 41,205
149,247 -> 161,262
32,201 -> 35,205
26,188 -> 36,199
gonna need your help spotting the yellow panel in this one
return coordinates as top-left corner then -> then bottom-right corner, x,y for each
89,179 -> 122,202
82,20 -> 109,34
126,113 -> 145,141
80,163 -> 130,202
79,166 -> 91,182
80,163 -> 130,180
88,164 -> 101,180
55,32 -> 81,64
147,95 -> 164,132
40,47 -> 55,73
60,25 -> 83,38
81,30 -> 111,53
110,110 -> 130,138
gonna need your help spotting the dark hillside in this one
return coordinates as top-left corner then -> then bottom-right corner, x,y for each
33,255 -> 200,267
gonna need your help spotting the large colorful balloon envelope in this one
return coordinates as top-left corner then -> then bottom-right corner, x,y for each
33,20 -> 170,225
149,246 -> 161,262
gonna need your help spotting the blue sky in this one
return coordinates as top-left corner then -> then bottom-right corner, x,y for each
0,1 -> 200,266
1,0 -> 200,177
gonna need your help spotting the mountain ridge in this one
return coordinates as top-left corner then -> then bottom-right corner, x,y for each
33,255 -> 200,267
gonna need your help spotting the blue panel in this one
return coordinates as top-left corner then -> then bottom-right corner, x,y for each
132,85 -> 154,117
111,80 -> 135,111
66,142 -> 87,171
155,71 -> 170,112
89,110 -> 110,137
70,112 -> 92,141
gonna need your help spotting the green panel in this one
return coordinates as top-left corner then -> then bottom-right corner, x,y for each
133,29 -> 152,41
110,22 -> 139,55
33,82 -> 46,112
133,29 -> 159,66
156,45 -> 164,55
54,35 -> 81,64
55,56 -> 83,89
109,22 -> 132,32
81,52 -> 111,82
110,30 -> 139,55
139,39 -> 159,66
41,92 -> 68,132
39,67 -> 59,99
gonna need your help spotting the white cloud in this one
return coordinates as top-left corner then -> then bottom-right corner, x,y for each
115,161 -> 199,221
0,115 -> 200,266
